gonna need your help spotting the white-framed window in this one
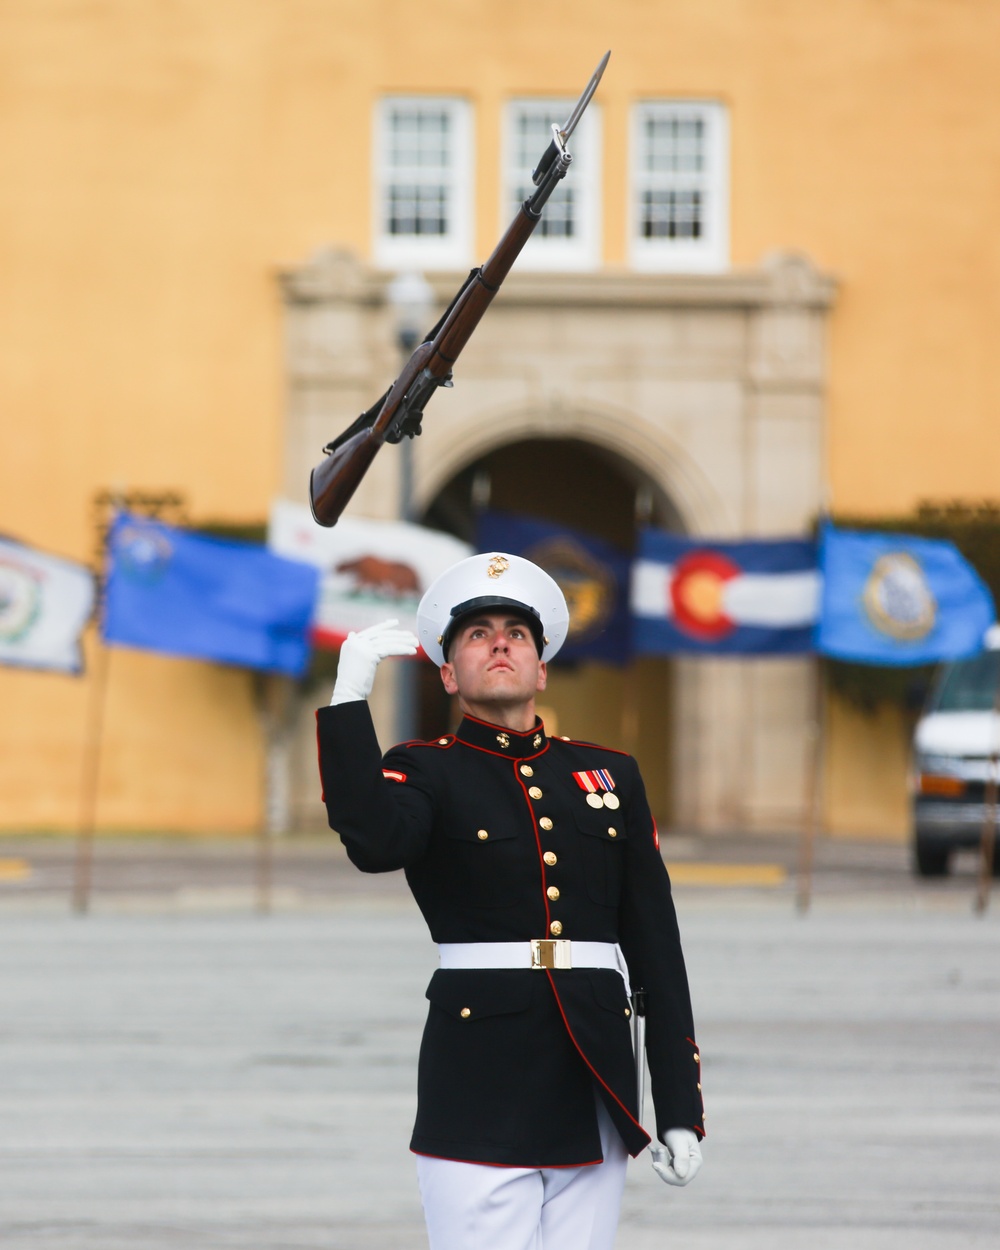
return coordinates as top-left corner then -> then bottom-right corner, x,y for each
629,101 -> 729,272
373,96 -> 472,270
501,99 -> 601,270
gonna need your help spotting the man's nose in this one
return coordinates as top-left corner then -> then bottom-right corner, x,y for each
492,634 -> 510,652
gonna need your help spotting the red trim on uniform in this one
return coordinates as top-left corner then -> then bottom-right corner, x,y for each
515,764 -> 552,932
410,1148 -> 604,1168
382,769 -> 407,783
553,736 -> 632,759
401,735 -> 455,750
545,970 -> 651,1147
652,818 -> 659,851
686,1035 -> 706,1136
457,714 -> 551,761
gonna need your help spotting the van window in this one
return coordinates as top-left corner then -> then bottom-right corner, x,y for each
929,650 -> 1000,712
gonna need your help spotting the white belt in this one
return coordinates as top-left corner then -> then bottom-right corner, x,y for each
437,940 -> 631,994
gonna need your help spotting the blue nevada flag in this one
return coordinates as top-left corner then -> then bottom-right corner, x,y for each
102,513 -> 320,676
816,523 -> 995,665
475,511 -> 632,663
631,529 -> 820,655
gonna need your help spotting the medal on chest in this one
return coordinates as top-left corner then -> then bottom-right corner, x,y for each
572,768 -> 620,809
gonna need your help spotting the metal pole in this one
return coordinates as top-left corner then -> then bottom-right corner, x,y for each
796,658 -> 825,913
973,668 -> 1000,914
72,637 -> 111,914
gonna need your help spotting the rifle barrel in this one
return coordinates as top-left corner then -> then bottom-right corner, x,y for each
308,52 -> 611,527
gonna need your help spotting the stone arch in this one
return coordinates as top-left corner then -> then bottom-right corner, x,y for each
414,396 -> 727,540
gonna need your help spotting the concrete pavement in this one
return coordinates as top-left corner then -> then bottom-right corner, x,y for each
1,839 -> 999,1248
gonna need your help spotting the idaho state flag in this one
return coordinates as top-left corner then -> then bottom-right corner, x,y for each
816,523 -> 995,665
475,511 -> 631,663
631,528 -> 820,655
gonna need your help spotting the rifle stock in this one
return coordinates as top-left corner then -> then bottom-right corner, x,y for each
307,52 -> 609,527
309,425 -> 382,527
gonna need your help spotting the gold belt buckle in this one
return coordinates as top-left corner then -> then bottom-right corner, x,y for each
531,939 -> 572,970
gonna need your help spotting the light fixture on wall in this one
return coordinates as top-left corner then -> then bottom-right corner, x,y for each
387,271 -> 435,523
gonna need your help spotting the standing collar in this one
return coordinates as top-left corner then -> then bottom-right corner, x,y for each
455,714 -> 548,757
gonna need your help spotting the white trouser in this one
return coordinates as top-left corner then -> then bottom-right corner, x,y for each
415,1094 -> 629,1250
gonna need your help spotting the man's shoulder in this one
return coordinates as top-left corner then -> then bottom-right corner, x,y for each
548,734 -> 635,764
385,733 -> 458,762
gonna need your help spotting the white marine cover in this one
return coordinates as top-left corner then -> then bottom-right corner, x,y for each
416,551 -> 570,666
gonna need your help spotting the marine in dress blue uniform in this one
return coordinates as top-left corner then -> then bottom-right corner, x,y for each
316,552 -> 704,1249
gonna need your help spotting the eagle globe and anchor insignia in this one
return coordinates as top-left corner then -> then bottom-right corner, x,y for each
861,552 -> 937,641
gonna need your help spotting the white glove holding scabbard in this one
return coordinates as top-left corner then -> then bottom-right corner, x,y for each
651,1128 -> 703,1186
330,619 -> 419,705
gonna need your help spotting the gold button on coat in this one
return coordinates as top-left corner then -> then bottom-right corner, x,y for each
528,786 -> 543,799
519,765 -> 534,777
546,886 -> 560,901
543,851 -> 557,865
549,920 -> 563,936
477,829 -> 489,841
539,817 -> 553,831
607,827 -> 617,838
624,1007 -> 631,1017
460,1007 -> 471,1018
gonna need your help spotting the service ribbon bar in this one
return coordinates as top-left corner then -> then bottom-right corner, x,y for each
572,769 -> 616,793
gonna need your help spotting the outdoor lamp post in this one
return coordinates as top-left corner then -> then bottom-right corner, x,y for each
386,271 -> 435,522
386,271 -> 434,741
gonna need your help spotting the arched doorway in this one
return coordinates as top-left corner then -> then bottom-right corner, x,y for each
414,436 -> 685,827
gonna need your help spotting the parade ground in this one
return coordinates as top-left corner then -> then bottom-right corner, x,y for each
1,834 -> 998,1249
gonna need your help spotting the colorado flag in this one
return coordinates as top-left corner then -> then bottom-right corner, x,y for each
631,529 -> 820,655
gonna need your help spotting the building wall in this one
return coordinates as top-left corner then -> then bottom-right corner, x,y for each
2,1 -> 997,833
281,250 -> 832,833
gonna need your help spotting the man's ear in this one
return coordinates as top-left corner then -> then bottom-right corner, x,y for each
440,662 -> 458,696
536,660 -> 548,693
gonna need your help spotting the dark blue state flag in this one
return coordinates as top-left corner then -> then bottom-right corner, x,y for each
631,528 -> 820,655
102,513 -> 320,677
816,523 -> 995,665
475,511 -> 631,663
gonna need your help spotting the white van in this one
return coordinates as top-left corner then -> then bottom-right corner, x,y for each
910,628 -> 1000,876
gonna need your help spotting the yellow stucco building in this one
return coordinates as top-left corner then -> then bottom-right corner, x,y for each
2,0 -> 998,838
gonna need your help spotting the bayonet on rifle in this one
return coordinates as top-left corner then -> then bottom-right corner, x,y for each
308,52 -> 611,527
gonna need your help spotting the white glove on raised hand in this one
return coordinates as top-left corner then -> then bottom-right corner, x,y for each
651,1128 -> 703,1187
330,619 -> 419,706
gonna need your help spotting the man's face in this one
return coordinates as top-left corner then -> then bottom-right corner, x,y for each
440,611 -> 547,717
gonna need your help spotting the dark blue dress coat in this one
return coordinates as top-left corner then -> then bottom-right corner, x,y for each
316,701 -> 705,1167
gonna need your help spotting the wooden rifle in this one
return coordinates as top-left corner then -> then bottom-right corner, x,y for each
308,51 -> 610,527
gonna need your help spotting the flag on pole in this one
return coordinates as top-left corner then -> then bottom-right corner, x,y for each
631,528 -> 820,655
0,535 -> 95,674
102,513 -> 320,676
475,510 -> 632,664
815,523 -> 995,665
